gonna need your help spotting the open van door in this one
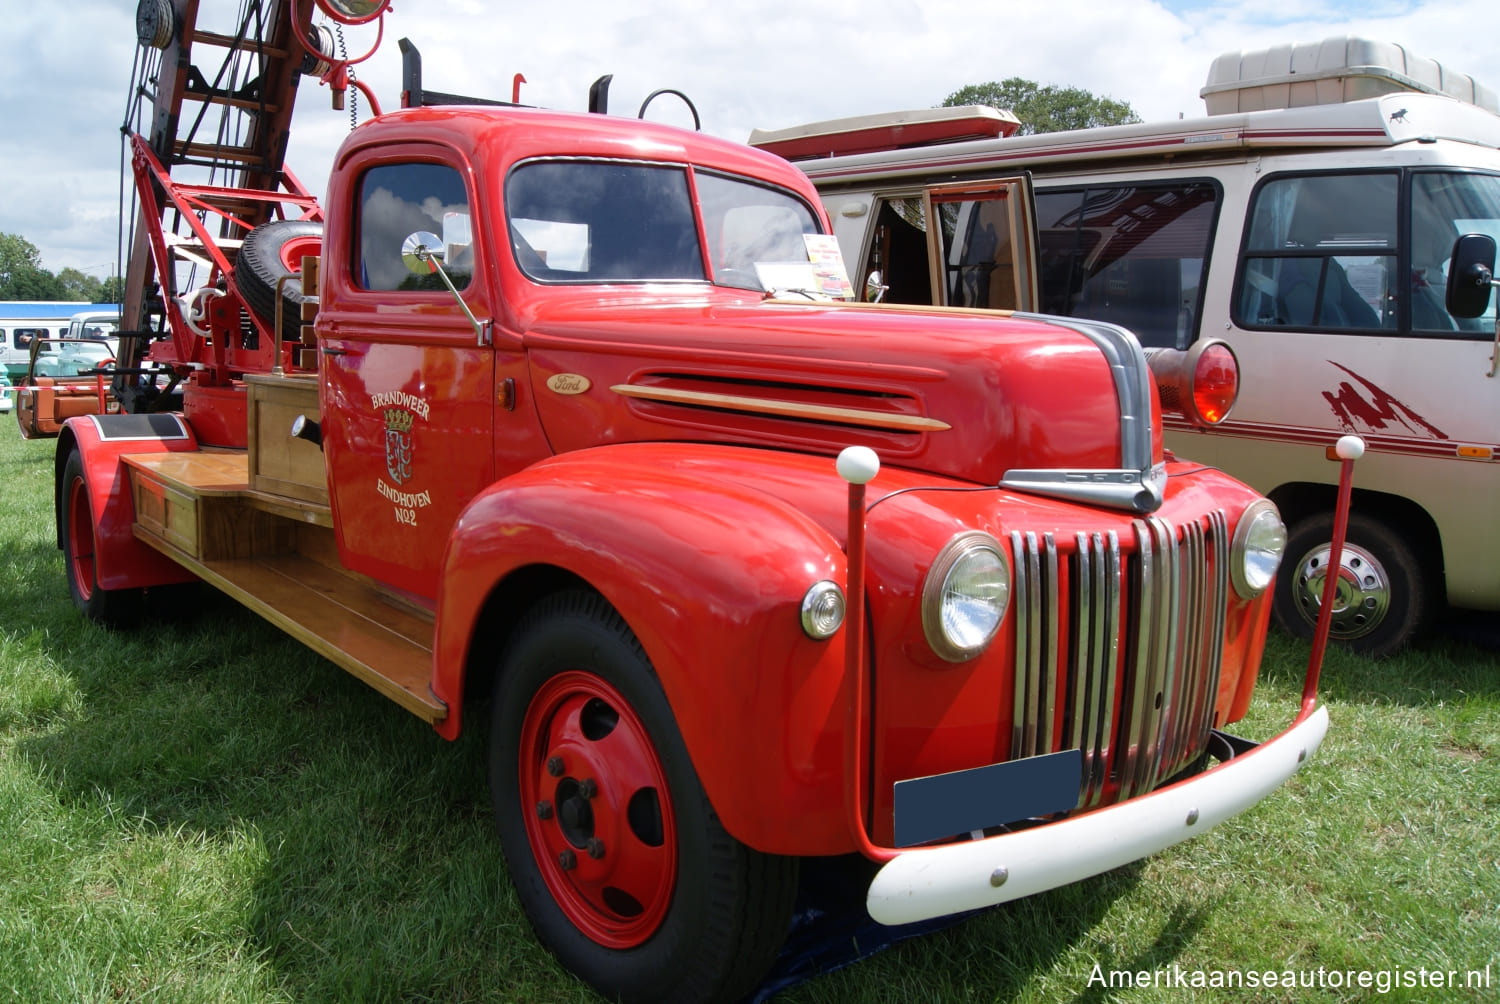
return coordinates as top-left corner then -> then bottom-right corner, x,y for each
832,176 -> 1038,310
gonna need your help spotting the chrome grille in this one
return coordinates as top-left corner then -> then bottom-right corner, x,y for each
1009,511 -> 1230,809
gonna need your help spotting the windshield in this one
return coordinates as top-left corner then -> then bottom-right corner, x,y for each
694,172 -> 824,292
505,160 -> 823,291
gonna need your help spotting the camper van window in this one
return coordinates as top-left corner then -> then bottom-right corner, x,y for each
1033,181 -> 1218,349
1237,172 -> 1397,332
1410,171 -> 1500,335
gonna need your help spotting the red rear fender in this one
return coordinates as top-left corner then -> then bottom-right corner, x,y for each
58,414 -> 203,591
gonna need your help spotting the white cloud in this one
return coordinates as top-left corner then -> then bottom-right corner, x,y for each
1,0 -> 1493,276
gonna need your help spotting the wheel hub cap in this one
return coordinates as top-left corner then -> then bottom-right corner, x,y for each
1291,541 -> 1391,641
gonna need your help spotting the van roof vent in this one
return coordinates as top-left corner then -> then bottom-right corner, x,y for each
1201,36 -> 1498,116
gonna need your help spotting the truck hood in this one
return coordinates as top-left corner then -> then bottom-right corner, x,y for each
520,294 -> 1165,511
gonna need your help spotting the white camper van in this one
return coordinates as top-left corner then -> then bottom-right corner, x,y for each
754,38 -> 1500,656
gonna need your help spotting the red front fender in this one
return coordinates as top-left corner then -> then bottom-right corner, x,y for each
431,443 -> 859,856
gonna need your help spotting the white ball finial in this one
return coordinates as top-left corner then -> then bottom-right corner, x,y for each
1335,435 -> 1366,460
837,446 -> 880,485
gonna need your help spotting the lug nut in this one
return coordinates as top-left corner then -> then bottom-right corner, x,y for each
536,800 -> 553,820
586,838 -> 606,860
578,778 -> 598,800
557,849 -> 576,871
546,756 -> 565,777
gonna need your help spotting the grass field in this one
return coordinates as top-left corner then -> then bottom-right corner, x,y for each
1,427 -> 1496,1002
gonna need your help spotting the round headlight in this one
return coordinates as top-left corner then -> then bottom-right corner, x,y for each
1231,499 -> 1287,598
801,580 -> 846,639
922,531 -> 1010,662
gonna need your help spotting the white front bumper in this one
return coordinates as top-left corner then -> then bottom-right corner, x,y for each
867,705 -> 1329,926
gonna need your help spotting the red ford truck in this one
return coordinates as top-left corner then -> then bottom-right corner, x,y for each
59,2 -> 1337,1000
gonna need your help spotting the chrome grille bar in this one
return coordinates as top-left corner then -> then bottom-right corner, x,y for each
1008,530 -> 1033,758
1009,531 -> 1058,760
1183,511 -> 1229,770
1070,531 -> 1120,808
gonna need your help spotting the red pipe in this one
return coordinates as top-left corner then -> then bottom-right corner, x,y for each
840,449 -> 895,863
1302,435 -> 1365,718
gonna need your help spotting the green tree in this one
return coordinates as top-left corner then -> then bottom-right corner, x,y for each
57,267 -> 105,303
2,264 -> 65,300
0,232 -> 44,289
942,78 -> 1140,135
0,232 -> 66,300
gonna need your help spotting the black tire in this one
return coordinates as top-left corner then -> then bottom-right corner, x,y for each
59,449 -> 143,626
1272,512 -> 1431,659
489,591 -> 796,1004
235,221 -> 323,338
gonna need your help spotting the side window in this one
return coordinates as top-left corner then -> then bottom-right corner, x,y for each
1035,182 -> 1218,349
357,162 -> 473,293
1237,173 -> 1397,332
1410,171 -> 1500,337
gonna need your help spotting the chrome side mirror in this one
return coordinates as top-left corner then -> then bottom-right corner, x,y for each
864,269 -> 889,303
400,230 -> 488,346
401,230 -> 446,274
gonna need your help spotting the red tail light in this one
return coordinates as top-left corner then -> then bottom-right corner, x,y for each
1146,339 -> 1239,427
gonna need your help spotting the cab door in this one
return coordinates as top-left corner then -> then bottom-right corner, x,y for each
318,155 -> 495,601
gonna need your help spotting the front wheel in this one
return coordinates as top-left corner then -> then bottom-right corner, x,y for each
489,592 -> 796,1004
59,449 -> 142,626
1272,512 -> 1431,659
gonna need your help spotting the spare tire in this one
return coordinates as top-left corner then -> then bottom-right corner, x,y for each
236,220 -> 323,340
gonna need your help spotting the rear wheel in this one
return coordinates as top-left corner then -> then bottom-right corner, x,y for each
489,591 -> 796,1004
60,449 -> 142,626
1272,512 -> 1430,658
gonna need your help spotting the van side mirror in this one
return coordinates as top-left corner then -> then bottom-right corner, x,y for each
1445,233 -> 1497,318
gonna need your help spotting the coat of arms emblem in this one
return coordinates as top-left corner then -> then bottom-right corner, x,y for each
384,408 -> 415,484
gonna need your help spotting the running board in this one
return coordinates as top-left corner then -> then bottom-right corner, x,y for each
124,453 -> 446,724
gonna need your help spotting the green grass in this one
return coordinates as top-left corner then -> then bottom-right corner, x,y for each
2,428 -> 1497,1002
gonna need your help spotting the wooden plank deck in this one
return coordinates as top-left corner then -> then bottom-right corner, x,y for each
125,451 -> 445,723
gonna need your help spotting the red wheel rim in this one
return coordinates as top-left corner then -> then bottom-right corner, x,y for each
518,670 -> 677,948
278,234 -> 322,273
66,475 -> 96,603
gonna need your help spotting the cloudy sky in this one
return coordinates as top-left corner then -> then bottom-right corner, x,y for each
0,0 -> 1492,282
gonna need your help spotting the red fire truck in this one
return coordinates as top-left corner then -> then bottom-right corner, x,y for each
57,2 -> 1343,1000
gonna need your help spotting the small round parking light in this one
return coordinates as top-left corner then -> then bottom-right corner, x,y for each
800,580 -> 846,639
